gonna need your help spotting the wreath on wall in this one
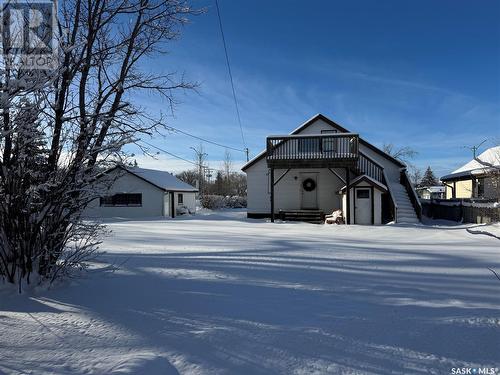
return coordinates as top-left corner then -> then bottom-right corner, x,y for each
302,178 -> 316,192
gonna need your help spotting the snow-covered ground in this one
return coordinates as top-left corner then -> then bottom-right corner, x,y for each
1,211 -> 499,375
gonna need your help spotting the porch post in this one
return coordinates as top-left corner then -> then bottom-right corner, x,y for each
345,167 -> 351,224
452,181 -> 456,198
270,168 -> 275,222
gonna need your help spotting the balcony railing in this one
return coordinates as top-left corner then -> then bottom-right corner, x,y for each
266,133 -> 359,168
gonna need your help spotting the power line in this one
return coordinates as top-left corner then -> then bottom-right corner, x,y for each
140,140 -> 227,174
141,140 -> 202,168
214,0 -> 247,150
165,124 -> 245,153
462,139 -> 487,158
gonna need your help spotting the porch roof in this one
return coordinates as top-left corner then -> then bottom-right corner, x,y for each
339,174 -> 388,193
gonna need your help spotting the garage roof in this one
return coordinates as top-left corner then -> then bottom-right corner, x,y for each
112,166 -> 198,192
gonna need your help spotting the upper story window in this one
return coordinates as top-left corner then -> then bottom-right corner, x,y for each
321,130 -> 337,153
298,138 -> 320,153
100,193 -> 142,207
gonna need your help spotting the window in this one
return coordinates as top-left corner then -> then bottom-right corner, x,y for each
100,193 -> 142,207
356,189 -> 370,199
298,138 -> 320,153
321,130 -> 337,153
477,178 -> 485,198
178,193 -> 183,204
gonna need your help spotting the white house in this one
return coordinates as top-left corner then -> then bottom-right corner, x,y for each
86,165 -> 197,219
242,114 -> 421,224
416,186 -> 446,200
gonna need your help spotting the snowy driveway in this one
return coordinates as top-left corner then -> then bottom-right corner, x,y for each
1,211 -> 499,374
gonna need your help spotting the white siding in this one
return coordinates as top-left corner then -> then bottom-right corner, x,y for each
85,169 -> 165,218
174,191 -> 196,214
274,168 -> 344,214
341,181 -> 383,225
246,158 -> 345,214
358,143 -> 402,182
297,118 -> 336,135
244,116 -> 403,215
246,158 -> 270,214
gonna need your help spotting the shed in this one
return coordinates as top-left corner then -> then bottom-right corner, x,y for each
340,175 -> 388,225
85,165 -> 198,219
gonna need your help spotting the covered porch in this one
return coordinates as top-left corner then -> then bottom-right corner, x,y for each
266,133 -> 392,224
266,133 -> 347,223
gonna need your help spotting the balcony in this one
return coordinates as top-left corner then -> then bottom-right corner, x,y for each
266,133 -> 359,168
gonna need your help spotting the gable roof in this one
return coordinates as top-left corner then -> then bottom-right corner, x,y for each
107,165 -> 198,192
441,146 -> 500,181
241,113 -> 405,171
339,174 -> 388,193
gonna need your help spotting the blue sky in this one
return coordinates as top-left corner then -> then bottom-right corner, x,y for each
130,0 -> 500,178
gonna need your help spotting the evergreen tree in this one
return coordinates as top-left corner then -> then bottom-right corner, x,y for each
420,166 -> 438,187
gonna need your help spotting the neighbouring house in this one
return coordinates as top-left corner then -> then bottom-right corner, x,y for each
441,146 -> 500,200
85,165 -> 198,219
416,186 -> 446,200
242,114 -> 421,224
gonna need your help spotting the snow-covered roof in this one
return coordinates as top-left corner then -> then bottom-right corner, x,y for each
122,166 -> 198,192
441,146 -> 500,181
417,186 -> 445,193
339,174 -> 388,193
427,186 -> 445,193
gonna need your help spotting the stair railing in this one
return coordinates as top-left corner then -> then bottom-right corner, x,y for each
357,152 -> 384,183
400,169 -> 422,220
383,169 -> 398,222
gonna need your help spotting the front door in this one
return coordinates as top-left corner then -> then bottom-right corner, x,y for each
300,173 -> 318,209
354,188 -> 371,224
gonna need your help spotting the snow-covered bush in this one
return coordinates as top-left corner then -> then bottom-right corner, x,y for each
200,195 -> 226,209
176,206 -> 189,215
225,195 -> 247,208
200,195 -> 247,209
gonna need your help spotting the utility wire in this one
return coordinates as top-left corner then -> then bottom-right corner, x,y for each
214,0 -> 247,150
140,140 -> 226,174
165,124 -> 245,153
141,140 -> 202,168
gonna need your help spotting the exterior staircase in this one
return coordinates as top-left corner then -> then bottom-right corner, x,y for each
389,183 -> 420,224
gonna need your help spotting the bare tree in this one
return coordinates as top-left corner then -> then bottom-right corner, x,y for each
191,143 -> 207,194
0,0 -> 200,289
222,149 -> 233,195
176,170 -> 198,187
383,143 -> 418,164
472,144 -> 500,200
223,149 -> 233,179
409,166 -> 423,186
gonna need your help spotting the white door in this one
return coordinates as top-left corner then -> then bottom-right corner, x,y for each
163,192 -> 170,217
354,188 -> 371,224
301,173 -> 318,209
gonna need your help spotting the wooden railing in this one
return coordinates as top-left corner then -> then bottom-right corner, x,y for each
383,169 -> 398,222
400,169 -> 422,220
356,153 -> 383,183
266,133 -> 359,168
